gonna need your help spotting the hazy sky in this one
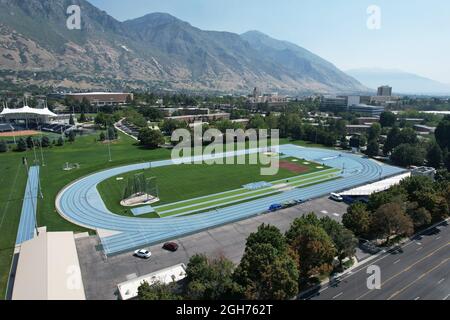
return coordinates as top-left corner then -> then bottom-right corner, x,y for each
88,0 -> 450,84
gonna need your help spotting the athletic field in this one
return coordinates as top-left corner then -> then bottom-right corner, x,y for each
97,156 -> 335,218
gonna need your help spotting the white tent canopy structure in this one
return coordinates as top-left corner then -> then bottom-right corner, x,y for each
0,105 -> 57,128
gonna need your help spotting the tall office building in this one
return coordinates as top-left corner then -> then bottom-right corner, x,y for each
377,85 -> 392,97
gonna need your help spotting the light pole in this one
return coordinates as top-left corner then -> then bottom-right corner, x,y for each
106,124 -> 112,162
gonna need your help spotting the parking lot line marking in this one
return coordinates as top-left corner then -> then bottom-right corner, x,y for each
394,259 -> 401,264
443,294 -> 449,300
437,278 -> 445,285
416,247 -> 423,251
332,292 -> 343,299
414,297 -> 420,300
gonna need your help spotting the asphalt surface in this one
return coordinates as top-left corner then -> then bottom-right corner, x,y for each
305,220 -> 450,300
75,196 -> 349,300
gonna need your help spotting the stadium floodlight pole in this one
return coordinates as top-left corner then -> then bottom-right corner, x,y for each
106,124 -> 112,162
31,138 -> 38,165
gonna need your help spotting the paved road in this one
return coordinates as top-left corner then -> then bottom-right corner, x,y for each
305,221 -> 450,300
76,196 -> 348,300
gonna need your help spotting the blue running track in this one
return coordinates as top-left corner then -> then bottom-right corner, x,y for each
15,166 -> 39,245
56,145 -> 406,255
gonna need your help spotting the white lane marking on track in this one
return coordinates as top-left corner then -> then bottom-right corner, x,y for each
333,292 -> 343,299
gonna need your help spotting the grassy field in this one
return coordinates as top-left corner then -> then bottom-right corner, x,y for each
97,156 -> 331,218
0,132 -> 333,299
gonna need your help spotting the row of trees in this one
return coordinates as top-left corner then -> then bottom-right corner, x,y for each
343,175 -> 450,242
0,134 -> 71,153
138,214 -> 358,300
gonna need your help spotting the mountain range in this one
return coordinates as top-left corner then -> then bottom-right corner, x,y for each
347,68 -> 450,96
0,0 -> 367,94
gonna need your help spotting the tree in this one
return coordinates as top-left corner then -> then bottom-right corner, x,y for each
233,243 -> 298,300
68,130 -> 76,143
107,126 -> 117,140
78,112 -> 87,123
245,224 -> 287,253
320,217 -> 357,265
41,136 -> 50,148
26,136 -> 34,149
0,140 -> 7,153
138,128 -> 164,149
380,111 -> 396,128
372,202 -> 414,242
138,281 -> 181,300
99,132 -> 106,141
383,126 -> 400,154
426,142 -> 443,169
406,202 -> 432,230
391,144 -> 425,167
285,213 -> 321,242
185,254 -> 238,300
17,138 -> 27,151
342,203 -> 372,237
69,114 -> 75,125
289,224 -> 336,284
57,136 -> 64,146
366,139 -> 379,157
368,123 -> 382,141
435,115 -> 450,150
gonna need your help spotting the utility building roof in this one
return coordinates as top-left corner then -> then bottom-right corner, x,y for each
12,227 -> 86,300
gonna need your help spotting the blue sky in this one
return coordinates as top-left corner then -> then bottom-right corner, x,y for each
88,0 -> 450,84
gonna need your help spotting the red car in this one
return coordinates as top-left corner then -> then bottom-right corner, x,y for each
163,242 -> 179,252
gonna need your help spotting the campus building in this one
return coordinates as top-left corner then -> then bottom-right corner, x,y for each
377,85 -> 393,96
320,96 -> 385,116
64,92 -> 133,106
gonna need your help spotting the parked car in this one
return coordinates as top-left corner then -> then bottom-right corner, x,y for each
329,193 -> 344,202
163,242 -> 179,252
134,249 -> 152,259
268,204 -> 283,212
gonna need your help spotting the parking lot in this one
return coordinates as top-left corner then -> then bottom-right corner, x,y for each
76,196 -> 349,300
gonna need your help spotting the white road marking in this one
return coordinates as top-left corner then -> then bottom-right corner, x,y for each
416,247 -> 423,251
436,236 -> 441,240
333,213 -> 340,217
443,294 -> 449,300
438,278 -> 445,285
414,297 -> 420,301
321,210 -> 328,214
333,292 -> 343,299
416,242 -> 422,246
394,259 -> 401,264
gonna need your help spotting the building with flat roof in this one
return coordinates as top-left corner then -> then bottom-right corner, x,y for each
166,113 -> 230,124
377,85 -> 392,96
12,227 -> 86,300
117,264 -> 187,300
64,92 -> 133,106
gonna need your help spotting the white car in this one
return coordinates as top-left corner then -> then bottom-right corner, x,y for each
330,193 -> 344,202
134,249 -> 152,259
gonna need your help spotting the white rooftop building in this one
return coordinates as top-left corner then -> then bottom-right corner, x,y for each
12,227 -> 86,300
117,263 -> 187,300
